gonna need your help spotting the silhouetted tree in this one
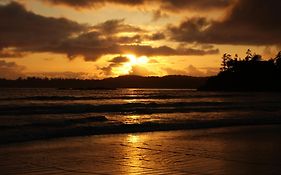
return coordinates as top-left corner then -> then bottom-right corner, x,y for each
234,54 -> 239,61
275,51 -> 281,70
221,53 -> 232,71
251,54 -> 262,62
245,49 -> 252,61
203,50 -> 281,91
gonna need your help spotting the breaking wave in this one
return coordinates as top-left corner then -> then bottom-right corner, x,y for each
1,89 -> 281,144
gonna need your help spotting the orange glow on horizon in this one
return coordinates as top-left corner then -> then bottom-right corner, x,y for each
126,54 -> 149,66
112,54 -> 149,76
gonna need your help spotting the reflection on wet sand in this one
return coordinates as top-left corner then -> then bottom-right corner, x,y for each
1,125 -> 281,174
122,134 -> 146,174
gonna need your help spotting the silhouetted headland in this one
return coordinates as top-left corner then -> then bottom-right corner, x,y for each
199,50 -> 281,91
0,75 -> 208,89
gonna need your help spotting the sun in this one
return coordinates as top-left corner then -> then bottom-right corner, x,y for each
112,54 -> 149,76
126,54 -> 149,65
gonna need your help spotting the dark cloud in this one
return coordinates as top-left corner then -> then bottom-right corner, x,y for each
0,48 -> 24,58
148,32 -> 166,41
30,22 -> 218,61
109,56 -> 129,63
115,35 -> 142,44
43,0 -> 233,11
43,0 -> 145,8
117,45 -> 219,57
100,56 -> 130,76
169,0 -> 281,45
100,65 -> 114,76
0,2 -> 219,62
200,44 -> 215,50
0,2 -> 85,52
0,60 -> 25,79
92,19 -> 145,35
90,19 -> 144,44
151,10 -> 169,21
159,0 -> 234,11
43,0 -> 98,8
35,40 -> 220,61
100,55 -> 157,76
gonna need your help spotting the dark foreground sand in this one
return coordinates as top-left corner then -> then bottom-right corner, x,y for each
1,125 -> 281,175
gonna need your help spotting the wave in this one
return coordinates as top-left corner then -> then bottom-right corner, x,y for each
0,94 -> 250,101
1,115 -> 108,129
1,90 -> 281,145
0,101 -> 275,116
1,115 -> 281,145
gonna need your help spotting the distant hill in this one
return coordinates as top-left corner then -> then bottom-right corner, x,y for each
0,75 -> 208,89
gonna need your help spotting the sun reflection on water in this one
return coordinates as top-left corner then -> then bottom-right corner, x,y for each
127,134 -> 140,143
121,134 -> 150,174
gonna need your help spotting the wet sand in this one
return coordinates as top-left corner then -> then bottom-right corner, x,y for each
1,125 -> 281,175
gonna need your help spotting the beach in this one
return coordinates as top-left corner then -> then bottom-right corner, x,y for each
1,125 -> 281,175
1,89 -> 281,174
1,0 -> 281,174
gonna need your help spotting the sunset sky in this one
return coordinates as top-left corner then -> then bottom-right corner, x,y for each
0,0 -> 280,79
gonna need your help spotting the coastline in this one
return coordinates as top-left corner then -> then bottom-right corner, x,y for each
2,117 -> 281,145
2,125 -> 281,175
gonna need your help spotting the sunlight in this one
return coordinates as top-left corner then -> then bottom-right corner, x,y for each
127,54 -> 137,65
121,134 -> 147,174
126,54 -> 149,66
127,134 -> 140,143
138,56 -> 149,64
112,54 -> 150,76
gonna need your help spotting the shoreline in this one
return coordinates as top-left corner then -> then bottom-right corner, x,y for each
2,121 -> 281,146
2,125 -> 281,175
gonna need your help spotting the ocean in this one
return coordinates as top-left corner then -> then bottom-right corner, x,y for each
1,88 -> 281,144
